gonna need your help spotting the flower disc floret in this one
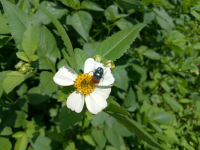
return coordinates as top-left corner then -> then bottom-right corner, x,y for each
74,73 -> 95,95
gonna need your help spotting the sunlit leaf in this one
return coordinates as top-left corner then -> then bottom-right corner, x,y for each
94,24 -> 145,61
71,11 -> 92,41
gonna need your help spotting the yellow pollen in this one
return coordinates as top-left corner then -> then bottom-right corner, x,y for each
74,73 -> 95,95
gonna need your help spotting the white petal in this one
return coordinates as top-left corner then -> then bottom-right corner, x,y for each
94,61 -> 104,69
85,87 -> 111,114
94,87 -> 111,99
67,91 -> 84,113
53,66 -> 77,86
84,58 -> 95,74
97,67 -> 115,86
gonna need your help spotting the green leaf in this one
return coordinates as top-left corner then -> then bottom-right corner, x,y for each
35,1 -> 68,25
40,71 -> 58,94
132,64 -> 147,83
16,97 -> 28,112
160,81 -> 171,92
6,111 -> 28,128
29,0 -> 76,72
153,7 -> 174,35
33,20 -> 59,73
115,18 -> 133,30
81,1 -> 104,11
14,133 -> 28,150
0,71 -> 11,97
59,0 -> 80,9
30,54 -> 39,61
63,140 -> 75,150
0,13 -> 10,34
16,52 -> 29,62
30,136 -> 52,150
180,138 -> 195,150
94,24 -> 145,61
59,106 -> 85,130
105,116 -> 132,137
163,94 -> 179,112
109,113 -> 164,150
112,66 -> 129,91
143,12 -> 155,24
58,86 -> 75,102
0,36 -> 12,48
105,5 -> 128,21
149,121 -> 162,133
104,130 -> 125,149
62,49 -> 74,70
104,101 -> 129,116
0,0 -> 32,49
12,131 -> 25,139
163,129 -> 179,144
27,86 -> 50,105
191,10 -> 200,21
26,121 -> 45,138
0,126 -> 13,136
182,0 -> 189,13
92,130 -> 106,149
141,50 -> 161,60
18,0 -> 31,14
193,43 -> 200,50
0,137 -> 12,150
47,127 -> 64,142
71,11 -> 92,41
91,111 -> 109,127
124,88 -> 138,112
3,71 -> 25,94
116,0 -> 141,11
151,111 -> 174,125
104,5 -> 118,21
83,42 -> 101,57
57,59 -> 69,70
112,120 -> 133,137
75,48 -> 89,71
106,146 -> 117,150
22,23 -> 38,59
142,0 -> 165,5
181,57 -> 193,70
82,134 -> 96,146
120,0 -> 141,5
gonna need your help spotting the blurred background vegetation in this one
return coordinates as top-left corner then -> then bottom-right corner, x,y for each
1,0 -> 200,150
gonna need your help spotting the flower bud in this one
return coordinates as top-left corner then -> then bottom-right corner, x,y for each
24,63 -> 30,67
106,60 -> 115,70
20,66 -> 27,73
94,55 -> 102,62
15,61 -> 23,69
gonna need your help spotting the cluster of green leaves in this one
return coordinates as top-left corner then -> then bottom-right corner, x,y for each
1,0 -> 200,150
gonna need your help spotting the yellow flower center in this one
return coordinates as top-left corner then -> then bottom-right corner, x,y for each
74,73 -> 95,95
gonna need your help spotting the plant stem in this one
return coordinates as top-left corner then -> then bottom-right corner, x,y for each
3,92 -> 15,104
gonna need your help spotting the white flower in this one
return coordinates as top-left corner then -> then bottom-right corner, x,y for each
53,58 -> 115,114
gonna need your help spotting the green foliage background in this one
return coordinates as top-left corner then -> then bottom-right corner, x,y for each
0,0 -> 200,150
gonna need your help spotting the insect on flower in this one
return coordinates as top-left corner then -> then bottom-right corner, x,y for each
92,67 -> 104,83
53,58 -> 115,114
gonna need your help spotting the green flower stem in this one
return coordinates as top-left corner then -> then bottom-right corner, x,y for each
28,0 -> 77,72
3,92 -> 15,104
